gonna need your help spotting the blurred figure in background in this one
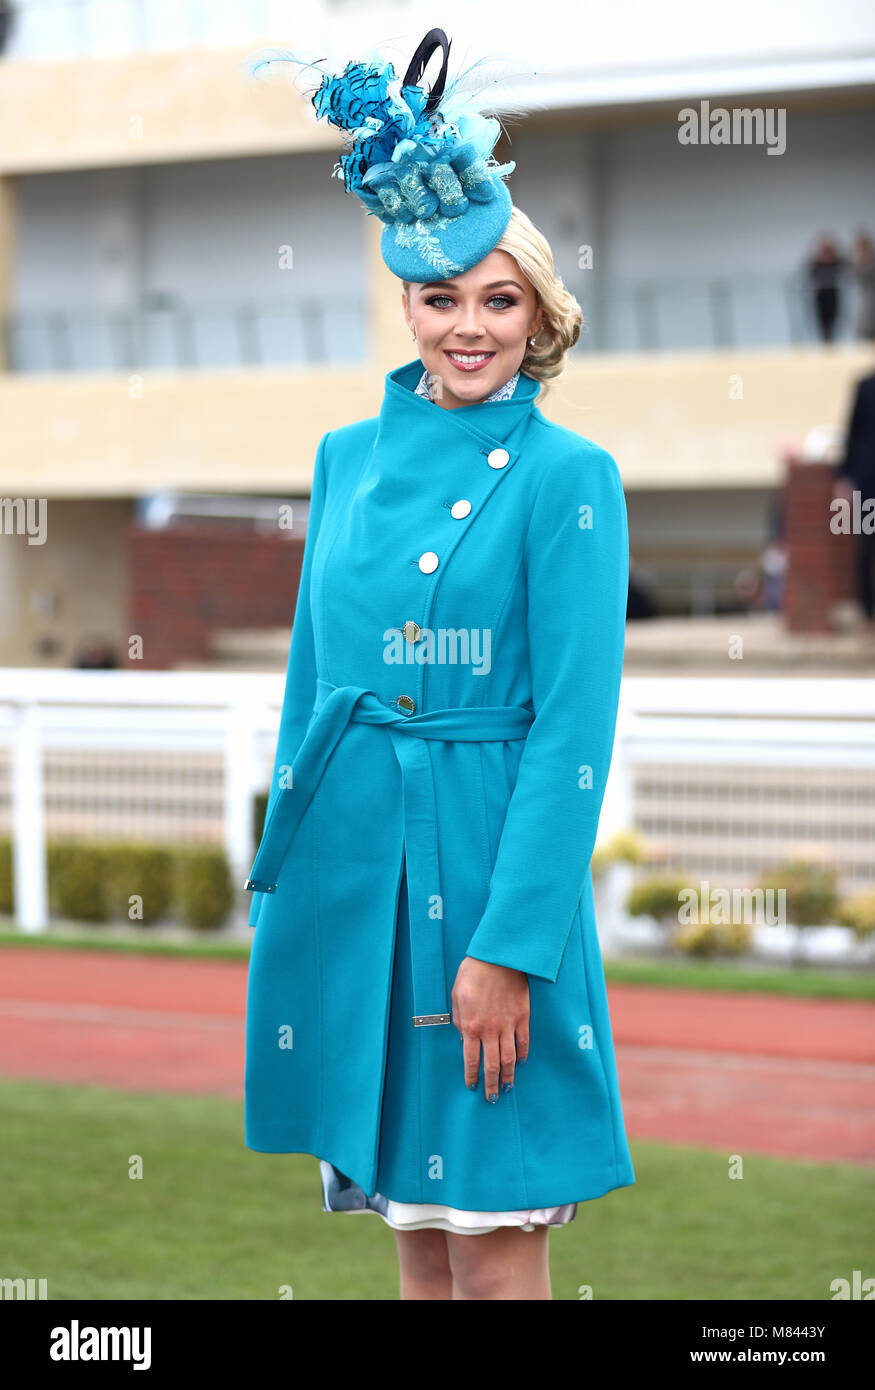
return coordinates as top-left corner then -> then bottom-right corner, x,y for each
758,489 -> 787,613
852,232 -> 875,342
73,638 -> 118,669
627,553 -> 659,619
0,0 -> 15,55
835,369 -> 875,634
759,542 -> 788,612
807,234 -> 847,343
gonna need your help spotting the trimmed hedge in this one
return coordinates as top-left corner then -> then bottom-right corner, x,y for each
0,835 -> 235,930
624,857 -> 870,960
175,846 -> 234,930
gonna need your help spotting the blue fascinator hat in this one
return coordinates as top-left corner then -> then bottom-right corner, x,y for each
242,29 -> 539,283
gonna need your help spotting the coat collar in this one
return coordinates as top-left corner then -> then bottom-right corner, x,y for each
379,357 -> 541,458
414,366 -> 520,403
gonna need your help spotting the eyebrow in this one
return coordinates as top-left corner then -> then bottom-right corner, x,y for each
419,280 -> 525,292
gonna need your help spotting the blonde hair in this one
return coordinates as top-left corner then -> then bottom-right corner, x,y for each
403,204 -> 582,403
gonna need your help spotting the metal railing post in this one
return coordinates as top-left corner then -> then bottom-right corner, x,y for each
11,698 -> 48,932
224,696 -> 263,920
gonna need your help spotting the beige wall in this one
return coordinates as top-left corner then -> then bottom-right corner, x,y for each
0,498 -> 132,666
2,343 -> 873,497
0,45 -> 341,174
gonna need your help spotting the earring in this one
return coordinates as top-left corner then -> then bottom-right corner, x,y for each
412,331 -> 417,341
529,335 -> 537,346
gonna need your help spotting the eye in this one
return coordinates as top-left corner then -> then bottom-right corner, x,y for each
423,294 -> 518,309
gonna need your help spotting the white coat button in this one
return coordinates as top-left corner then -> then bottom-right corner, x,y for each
487,448 -> 510,469
402,620 -> 421,642
451,499 -> 472,518
418,551 -> 439,573
397,695 -> 415,713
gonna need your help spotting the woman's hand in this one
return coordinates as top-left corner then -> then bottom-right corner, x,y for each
452,956 -> 529,1102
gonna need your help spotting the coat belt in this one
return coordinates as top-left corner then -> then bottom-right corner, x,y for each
244,678 -> 535,1027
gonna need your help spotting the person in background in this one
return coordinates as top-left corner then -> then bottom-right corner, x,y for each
835,369 -> 875,635
851,232 -> 875,342
807,235 -> 848,343
757,489 -> 787,613
626,553 -> 658,619
73,639 -> 118,669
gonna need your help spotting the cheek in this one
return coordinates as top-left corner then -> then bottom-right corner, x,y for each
493,313 -> 530,346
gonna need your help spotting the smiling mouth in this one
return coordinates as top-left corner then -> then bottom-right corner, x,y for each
443,350 -> 496,371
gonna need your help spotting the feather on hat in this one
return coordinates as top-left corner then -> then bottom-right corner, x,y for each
242,28 -> 540,281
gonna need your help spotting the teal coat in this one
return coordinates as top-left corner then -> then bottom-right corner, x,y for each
243,357 -> 636,1210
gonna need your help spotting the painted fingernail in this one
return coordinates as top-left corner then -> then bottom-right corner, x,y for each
487,1093 -> 497,1103
467,1082 -> 476,1090
502,1081 -> 512,1091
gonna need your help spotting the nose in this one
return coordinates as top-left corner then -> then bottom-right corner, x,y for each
453,303 -> 487,339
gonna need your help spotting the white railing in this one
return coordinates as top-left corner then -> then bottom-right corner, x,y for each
0,669 -> 873,933
598,675 -> 875,953
0,668 -> 279,931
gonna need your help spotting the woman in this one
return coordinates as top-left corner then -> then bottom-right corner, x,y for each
242,29 -> 635,1301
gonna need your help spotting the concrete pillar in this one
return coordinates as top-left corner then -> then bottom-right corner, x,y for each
0,174 -> 15,370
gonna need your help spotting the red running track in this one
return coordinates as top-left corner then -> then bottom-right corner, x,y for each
0,946 -> 873,1163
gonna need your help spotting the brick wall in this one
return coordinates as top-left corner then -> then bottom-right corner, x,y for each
783,459 -> 857,632
129,524 -> 305,669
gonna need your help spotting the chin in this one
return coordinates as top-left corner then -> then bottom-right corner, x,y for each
453,382 -> 495,402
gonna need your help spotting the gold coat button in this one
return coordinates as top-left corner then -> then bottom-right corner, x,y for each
397,695 -> 416,712
487,448 -> 510,469
418,551 -> 439,573
402,620 -> 421,642
451,499 -> 472,518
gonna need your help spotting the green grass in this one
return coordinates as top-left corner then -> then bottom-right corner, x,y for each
1,923 -> 873,999
0,1078 -> 871,1300
0,923 -> 251,962
603,955 -> 875,1000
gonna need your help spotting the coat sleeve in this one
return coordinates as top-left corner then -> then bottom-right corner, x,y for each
463,442 -> 629,980
247,429 -> 331,928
